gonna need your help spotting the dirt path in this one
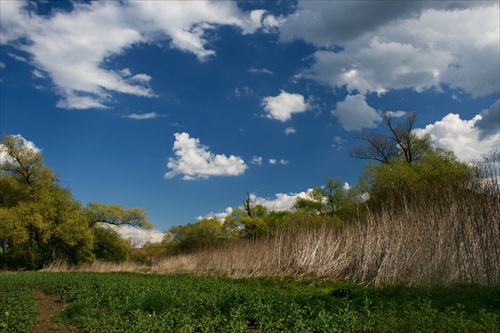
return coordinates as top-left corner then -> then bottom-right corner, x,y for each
32,289 -> 78,333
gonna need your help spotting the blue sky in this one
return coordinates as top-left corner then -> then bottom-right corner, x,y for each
1,1 -> 499,243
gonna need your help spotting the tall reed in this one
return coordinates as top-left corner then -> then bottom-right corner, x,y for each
155,177 -> 499,286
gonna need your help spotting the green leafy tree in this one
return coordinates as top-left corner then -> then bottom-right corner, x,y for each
223,203 -> 270,239
0,134 -> 153,268
84,202 -> 153,261
359,148 -> 475,208
293,188 -> 327,216
169,217 -> 225,250
0,134 -> 94,268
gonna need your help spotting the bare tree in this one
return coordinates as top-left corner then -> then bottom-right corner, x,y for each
350,111 -> 432,164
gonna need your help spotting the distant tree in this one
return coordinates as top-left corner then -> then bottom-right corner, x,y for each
325,178 -> 348,216
350,111 -> 432,164
292,178 -> 354,220
169,217 -> 225,250
293,188 -> 327,216
223,204 -> 269,239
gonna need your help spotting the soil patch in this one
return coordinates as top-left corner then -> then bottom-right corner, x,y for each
32,288 -> 78,333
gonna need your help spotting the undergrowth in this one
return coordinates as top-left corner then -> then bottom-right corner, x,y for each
1,272 -> 498,332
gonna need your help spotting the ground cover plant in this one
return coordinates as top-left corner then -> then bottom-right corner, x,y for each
1,272 -> 499,333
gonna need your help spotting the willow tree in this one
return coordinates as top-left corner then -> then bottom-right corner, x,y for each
0,134 -> 94,268
0,134 -> 154,268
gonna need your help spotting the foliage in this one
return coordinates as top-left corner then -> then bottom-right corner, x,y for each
0,134 -> 152,269
0,279 -> 37,333
359,148 -> 476,208
0,272 -> 498,333
169,217 -> 227,250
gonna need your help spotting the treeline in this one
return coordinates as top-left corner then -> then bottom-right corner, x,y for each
0,134 -> 153,269
140,112 -> 498,285
145,112 -> 498,265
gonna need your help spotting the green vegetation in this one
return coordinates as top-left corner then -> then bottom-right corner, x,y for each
0,134 -> 153,269
1,272 -> 499,333
2,110 -> 499,288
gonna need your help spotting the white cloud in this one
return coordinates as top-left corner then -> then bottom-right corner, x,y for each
332,136 -> 347,151
268,159 -> 288,165
289,2 -> 499,98
199,207 -> 233,221
250,192 -> 308,211
164,132 -> 247,180
262,90 -> 310,122
0,62 -> 6,70
284,127 -> 296,135
248,67 -> 273,74
113,225 -> 164,247
333,94 -> 382,131
251,156 -> 263,165
126,112 -> 161,120
0,1 -> 275,109
204,188 -> 318,220
415,104 -> 500,162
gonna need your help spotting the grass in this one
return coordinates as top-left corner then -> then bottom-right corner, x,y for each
1,272 -> 499,332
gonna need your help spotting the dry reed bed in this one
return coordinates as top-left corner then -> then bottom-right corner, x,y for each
155,187 -> 499,286
44,182 -> 499,287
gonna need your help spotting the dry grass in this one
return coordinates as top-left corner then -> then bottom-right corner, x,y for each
44,187 -> 499,286
151,183 -> 499,286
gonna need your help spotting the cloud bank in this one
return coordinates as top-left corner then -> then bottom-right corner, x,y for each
415,100 -> 500,162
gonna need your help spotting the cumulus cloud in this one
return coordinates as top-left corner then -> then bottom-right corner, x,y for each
0,1 -> 277,109
262,90 -> 310,122
250,192 -> 308,211
290,2 -> 499,98
415,103 -> 500,161
333,94 -> 382,131
199,207 -> 233,221
284,127 -> 296,135
112,225 -> 165,247
164,132 -> 247,180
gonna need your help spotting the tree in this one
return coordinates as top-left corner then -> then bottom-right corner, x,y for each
0,134 -> 153,268
350,111 -> 432,164
359,148 -> 476,208
169,217 -> 225,250
85,202 -> 152,229
293,188 -> 327,216
325,177 -> 348,216
0,134 -> 94,268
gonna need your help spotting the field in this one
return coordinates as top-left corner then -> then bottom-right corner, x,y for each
1,272 -> 499,333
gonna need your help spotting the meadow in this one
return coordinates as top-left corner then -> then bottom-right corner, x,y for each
1,272 -> 499,332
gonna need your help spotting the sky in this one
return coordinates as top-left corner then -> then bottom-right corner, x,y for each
1,1 -> 499,245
